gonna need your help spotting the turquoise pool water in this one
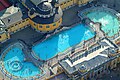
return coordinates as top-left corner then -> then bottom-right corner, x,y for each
86,11 -> 120,37
4,47 -> 41,78
32,24 -> 95,60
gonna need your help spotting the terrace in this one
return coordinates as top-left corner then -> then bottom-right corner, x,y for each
59,38 -> 119,77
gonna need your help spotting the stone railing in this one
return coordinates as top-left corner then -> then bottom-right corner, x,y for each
57,36 -> 96,61
107,31 -> 120,41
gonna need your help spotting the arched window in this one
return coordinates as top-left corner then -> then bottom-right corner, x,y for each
53,23 -> 56,26
46,26 -> 50,28
39,26 -> 42,28
34,23 -> 36,26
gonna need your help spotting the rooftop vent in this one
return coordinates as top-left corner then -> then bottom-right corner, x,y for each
79,65 -> 87,73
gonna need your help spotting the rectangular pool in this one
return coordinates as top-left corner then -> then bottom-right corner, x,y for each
32,24 -> 95,60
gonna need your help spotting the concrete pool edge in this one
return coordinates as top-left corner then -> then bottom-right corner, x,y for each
32,22 -> 82,47
31,22 -> 96,61
0,22 -> 95,79
0,42 -> 46,79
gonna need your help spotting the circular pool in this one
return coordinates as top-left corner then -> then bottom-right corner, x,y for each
1,43 -> 42,79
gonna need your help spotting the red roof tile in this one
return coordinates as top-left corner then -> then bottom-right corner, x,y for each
0,0 -> 11,11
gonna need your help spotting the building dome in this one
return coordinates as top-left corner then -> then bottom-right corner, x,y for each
31,0 -> 63,24
38,1 -> 53,15
27,0 -> 63,32
41,2 -> 52,11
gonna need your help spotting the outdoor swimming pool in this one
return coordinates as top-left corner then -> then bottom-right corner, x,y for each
32,24 -> 95,60
3,47 -> 41,78
86,10 -> 120,37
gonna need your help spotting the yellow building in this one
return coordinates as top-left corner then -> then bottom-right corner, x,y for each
56,0 -> 91,10
27,0 -> 63,32
0,20 -> 8,42
0,0 -> 92,43
0,6 -> 30,43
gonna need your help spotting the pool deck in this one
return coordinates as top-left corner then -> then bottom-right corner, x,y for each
0,4 -> 93,79
0,4 -> 92,50
21,41 -> 44,67
0,71 -> 4,80
0,71 -> 9,80
1,0 -> 120,80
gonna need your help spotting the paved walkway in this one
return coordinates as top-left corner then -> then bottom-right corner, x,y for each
0,69 -> 9,80
49,72 -> 69,80
1,1 -> 120,80
0,27 -> 46,53
99,0 -> 120,12
0,71 -> 4,80
92,22 -> 105,38
62,4 -> 91,26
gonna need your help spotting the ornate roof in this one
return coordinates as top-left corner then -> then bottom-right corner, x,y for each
29,0 -> 63,24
